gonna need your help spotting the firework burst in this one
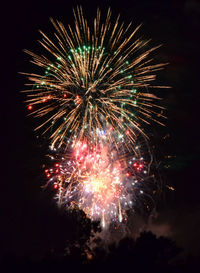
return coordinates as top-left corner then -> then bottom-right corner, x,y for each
23,7 -> 167,228
44,130 -> 157,227
23,7 -> 167,150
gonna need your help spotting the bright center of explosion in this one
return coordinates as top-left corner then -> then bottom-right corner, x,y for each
85,176 -> 110,193
82,168 -> 122,227
72,141 -> 123,226
84,168 -> 121,201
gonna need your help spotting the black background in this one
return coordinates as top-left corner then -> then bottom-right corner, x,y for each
1,0 -> 200,262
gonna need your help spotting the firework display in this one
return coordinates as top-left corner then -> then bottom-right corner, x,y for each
23,7 -> 167,227
44,131 -> 156,227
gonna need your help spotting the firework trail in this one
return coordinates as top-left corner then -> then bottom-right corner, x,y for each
23,7 -> 167,227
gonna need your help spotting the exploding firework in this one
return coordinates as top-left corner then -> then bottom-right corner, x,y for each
44,129 -> 157,227
23,7 -> 167,228
23,7 -> 167,150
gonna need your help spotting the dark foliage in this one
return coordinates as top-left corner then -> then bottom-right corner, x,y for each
2,231 -> 197,273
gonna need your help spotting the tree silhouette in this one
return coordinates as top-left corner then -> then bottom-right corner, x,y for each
0,228 -> 186,273
89,231 -> 182,273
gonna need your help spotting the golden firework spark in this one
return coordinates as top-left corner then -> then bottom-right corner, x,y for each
23,7 -> 168,149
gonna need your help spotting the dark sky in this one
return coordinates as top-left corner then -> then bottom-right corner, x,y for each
1,0 -> 200,260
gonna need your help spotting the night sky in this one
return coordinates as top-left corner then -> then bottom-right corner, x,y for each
2,0 -> 200,263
